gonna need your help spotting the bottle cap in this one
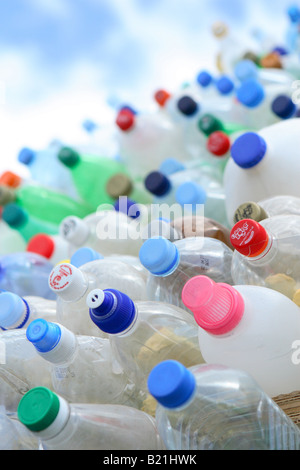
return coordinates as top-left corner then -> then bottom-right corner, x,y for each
87,288 -> 136,334
196,70 -> 213,88
48,263 -> 88,301
147,360 -> 196,408
18,387 -> 61,432
212,21 -> 228,37
176,182 -> 207,209
233,201 -> 268,224
0,292 -> 28,329
230,219 -> 269,257
144,171 -> 171,197
154,89 -> 171,107
230,132 -> 267,168
114,197 -> 140,219
260,52 -> 282,69
27,234 -> 55,259
106,173 -> 133,198
236,79 -> 265,108
18,147 -> 36,165
215,75 -> 234,95
159,158 -> 185,176
2,204 -> 28,228
119,104 -> 137,115
0,185 -> 16,205
271,95 -> 296,119
139,236 -> 180,276
59,216 -> 90,245
176,95 -> 199,116
0,171 -> 22,188
234,60 -> 258,82
58,147 -> 80,168
70,247 -> 104,267
198,114 -> 223,136
115,109 -> 135,131
182,275 -> 245,335
206,131 -> 231,156
287,5 -> 300,22
272,46 -> 288,56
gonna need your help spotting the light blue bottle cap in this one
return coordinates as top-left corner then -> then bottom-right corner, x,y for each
26,319 -> 61,353
236,79 -> 265,108
215,75 -> 234,95
159,158 -> 186,176
234,60 -> 258,82
18,147 -> 36,165
70,247 -> 104,268
0,292 -> 29,329
139,236 -> 180,276
175,181 -> 207,209
147,360 -> 196,408
231,132 -> 267,168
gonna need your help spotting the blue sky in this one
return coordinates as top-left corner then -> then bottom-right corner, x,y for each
0,0 -> 296,173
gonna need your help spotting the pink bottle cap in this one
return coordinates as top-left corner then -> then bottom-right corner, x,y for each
230,219 -> 269,257
182,275 -> 245,335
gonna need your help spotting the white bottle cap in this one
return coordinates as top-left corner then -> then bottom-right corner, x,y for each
59,216 -> 90,246
48,263 -> 88,302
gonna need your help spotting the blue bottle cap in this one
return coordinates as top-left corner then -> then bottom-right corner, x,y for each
175,181 -> 207,209
144,171 -> 171,197
196,70 -> 213,88
271,95 -> 296,119
236,79 -> 265,108
234,60 -> 258,82
119,104 -> 138,115
147,360 -> 196,408
215,75 -> 234,95
159,158 -> 186,176
231,132 -> 267,169
18,147 -> 36,165
0,292 -> 29,329
139,236 -> 180,276
287,5 -> 300,22
87,288 -> 136,334
114,197 -> 141,219
82,119 -> 98,133
176,95 -> 199,116
272,46 -> 288,56
26,319 -> 61,353
70,247 -> 104,268
2,204 -> 28,228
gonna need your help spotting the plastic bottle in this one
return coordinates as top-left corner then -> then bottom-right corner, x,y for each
285,4 -> 300,53
0,406 -> 40,450
223,120 -> 300,225
17,386 -> 165,450
233,195 -> 300,224
2,203 -> 58,241
0,219 -> 26,255
0,291 -> 57,331
139,236 -> 233,311
234,58 -> 295,88
26,233 -> 72,266
230,216 -> 300,302
87,288 -> 205,389
181,275 -> 300,398
0,251 -> 56,300
148,361 -> 300,450
26,319 -> 143,409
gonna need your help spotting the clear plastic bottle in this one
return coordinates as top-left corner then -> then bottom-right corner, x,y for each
230,216 -> 300,301
27,233 -> 72,266
148,360 -> 300,450
17,386 -> 165,450
0,251 -> 56,300
26,319 -> 142,409
0,406 -> 40,450
0,291 -> 57,331
86,288 -> 205,400
233,195 -> 300,224
139,236 -> 233,312
0,219 -> 26,255
181,275 -> 300,398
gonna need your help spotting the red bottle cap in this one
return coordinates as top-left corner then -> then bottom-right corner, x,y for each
230,219 -> 269,257
154,89 -> 171,107
27,234 -> 55,259
115,109 -> 135,131
206,131 -> 231,156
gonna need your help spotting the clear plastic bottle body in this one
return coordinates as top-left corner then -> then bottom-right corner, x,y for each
154,364 -> 300,450
0,408 -> 40,450
258,195 -> 300,218
145,237 -> 233,311
0,220 -> 26,255
40,403 -> 165,450
22,296 -> 58,326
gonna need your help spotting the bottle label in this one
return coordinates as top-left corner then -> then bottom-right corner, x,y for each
49,264 -> 73,291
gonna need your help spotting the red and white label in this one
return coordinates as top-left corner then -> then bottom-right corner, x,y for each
49,264 -> 73,290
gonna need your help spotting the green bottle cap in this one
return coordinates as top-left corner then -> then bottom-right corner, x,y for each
58,147 -> 80,168
197,114 -> 224,136
233,201 -> 268,224
17,387 -> 60,432
2,203 -> 28,228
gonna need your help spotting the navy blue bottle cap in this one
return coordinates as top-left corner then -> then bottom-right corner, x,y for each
18,147 -> 36,165
159,158 -> 185,176
272,46 -> 288,56
236,79 -> 265,108
147,360 -> 196,408
26,319 -> 61,353
215,75 -> 234,95
144,171 -> 171,197
2,203 -> 28,228
87,288 -> 136,334
139,236 -> 180,276
70,247 -> 104,268
231,132 -> 267,169
196,70 -> 213,88
271,95 -> 296,119
114,197 -> 140,219
176,95 -> 199,116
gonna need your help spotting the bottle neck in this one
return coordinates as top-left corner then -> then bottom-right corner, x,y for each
246,234 -> 277,265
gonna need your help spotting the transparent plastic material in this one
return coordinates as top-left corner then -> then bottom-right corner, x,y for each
0,220 -> 26,255
152,363 -> 300,450
253,195 -> 300,219
0,408 -> 40,450
141,237 -> 233,312
231,215 -> 300,301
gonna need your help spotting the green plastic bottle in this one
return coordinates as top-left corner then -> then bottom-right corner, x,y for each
2,203 -> 58,241
58,147 -> 127,209
0,183 -> 93,226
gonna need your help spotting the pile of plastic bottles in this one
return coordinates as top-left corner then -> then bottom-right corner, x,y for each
3,7 -> 300,451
